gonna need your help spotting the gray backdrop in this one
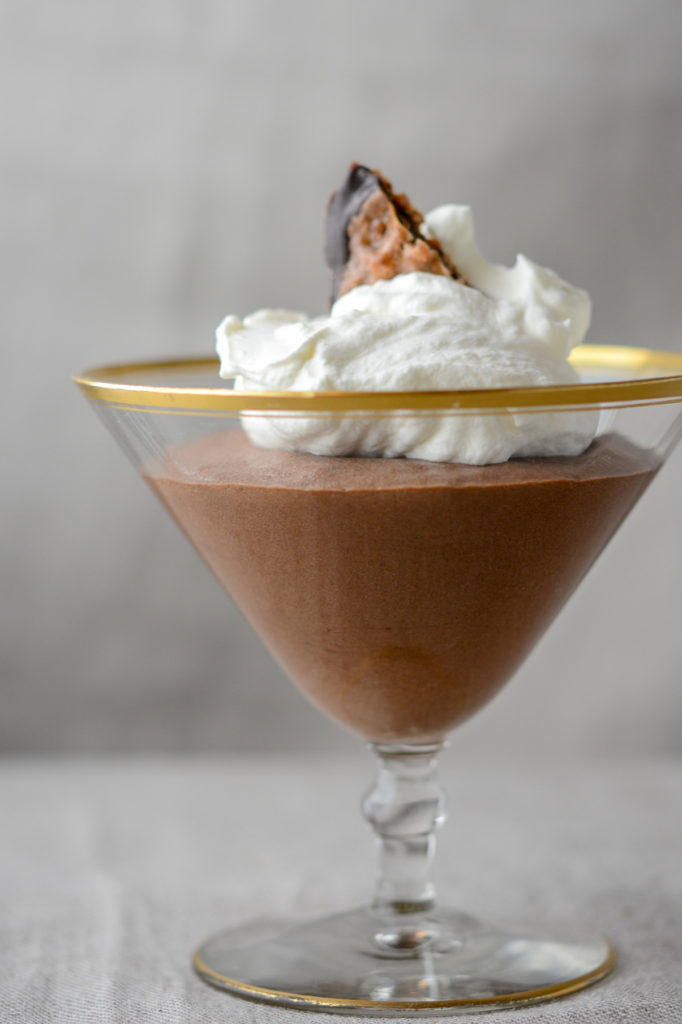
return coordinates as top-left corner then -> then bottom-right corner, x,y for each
2,0 -> 681,759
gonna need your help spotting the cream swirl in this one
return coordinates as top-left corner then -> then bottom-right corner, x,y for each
216,205 -> 596,464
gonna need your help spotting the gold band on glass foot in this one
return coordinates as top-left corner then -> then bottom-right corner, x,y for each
193,908 -> 615,1016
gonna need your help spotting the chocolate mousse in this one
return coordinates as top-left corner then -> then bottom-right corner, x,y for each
146,430 -> 658,743
144,166 -> 659,744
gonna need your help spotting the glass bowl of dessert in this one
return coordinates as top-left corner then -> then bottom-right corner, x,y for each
74,165 -> 682,1014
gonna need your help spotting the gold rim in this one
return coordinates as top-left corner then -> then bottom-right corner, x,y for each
192,944 -> 615,1010
73,345 -> 682,413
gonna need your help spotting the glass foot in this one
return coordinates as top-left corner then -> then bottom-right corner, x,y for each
193,907 -> 614,1015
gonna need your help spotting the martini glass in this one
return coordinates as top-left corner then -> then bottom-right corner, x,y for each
75,344 -> 682,1015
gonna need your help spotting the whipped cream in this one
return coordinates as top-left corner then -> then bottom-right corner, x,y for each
216,205 -> 596,464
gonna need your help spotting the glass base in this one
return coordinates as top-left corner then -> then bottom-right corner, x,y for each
193,906 -> 614,1015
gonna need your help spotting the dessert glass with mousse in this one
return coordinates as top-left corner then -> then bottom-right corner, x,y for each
75,167 -> 682,1014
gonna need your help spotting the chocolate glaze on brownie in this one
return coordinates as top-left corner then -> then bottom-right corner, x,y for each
325,164 -> 463,305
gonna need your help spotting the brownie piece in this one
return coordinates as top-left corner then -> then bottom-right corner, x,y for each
325,164 -> 462,305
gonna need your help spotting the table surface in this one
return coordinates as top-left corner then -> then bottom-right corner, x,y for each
1,755 -> 680,1023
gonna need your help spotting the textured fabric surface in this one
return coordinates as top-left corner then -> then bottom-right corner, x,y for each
0,756 -> 680,1022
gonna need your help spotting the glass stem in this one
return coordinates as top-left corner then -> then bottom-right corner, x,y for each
362,742 -> 446,917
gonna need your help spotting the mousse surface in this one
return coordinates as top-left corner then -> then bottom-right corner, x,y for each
146,430 -> 657,743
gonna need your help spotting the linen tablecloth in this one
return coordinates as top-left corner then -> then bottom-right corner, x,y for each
1,756 -> 680,1022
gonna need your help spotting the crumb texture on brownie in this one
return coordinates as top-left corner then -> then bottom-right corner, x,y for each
325,163 -> 462,303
